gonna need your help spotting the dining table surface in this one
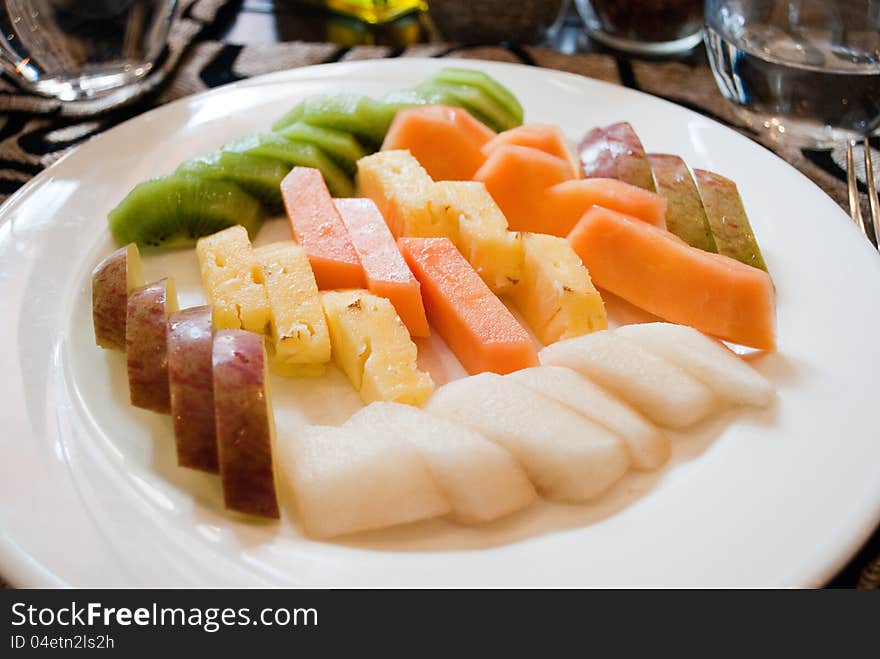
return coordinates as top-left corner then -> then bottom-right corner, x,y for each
0,0 -> 877,589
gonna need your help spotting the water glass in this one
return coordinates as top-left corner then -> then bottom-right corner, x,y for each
0,0 -> 177,101
706,0 -> 880,149
576,0 -> 705,55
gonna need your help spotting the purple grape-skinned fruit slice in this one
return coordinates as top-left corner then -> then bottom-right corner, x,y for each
212,329 -> 280,519
648,153 -> 717,253
92,243 -> 143,350
126,278 -> 179,413
578,122 -> 656,192
167,305 -> 219,473
694,169 -> 768,272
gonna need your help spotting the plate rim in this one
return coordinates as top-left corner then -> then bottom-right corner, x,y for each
1,58 -> 878,588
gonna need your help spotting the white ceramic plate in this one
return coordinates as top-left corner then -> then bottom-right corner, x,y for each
2,60 -> 879,587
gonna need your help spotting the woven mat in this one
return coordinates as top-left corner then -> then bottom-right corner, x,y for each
0,3 -> 877,589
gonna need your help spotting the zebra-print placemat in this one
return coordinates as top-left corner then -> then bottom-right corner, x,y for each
0,5 -> 877,590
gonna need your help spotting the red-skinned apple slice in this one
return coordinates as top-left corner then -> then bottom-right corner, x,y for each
694,169 -> 769,272
126,277 -> 179,413
578,122 -> 655,192
167,305 -> 218,473
212,329 -> 280,519
92,243 -> 144,350
648,153 -> 717,253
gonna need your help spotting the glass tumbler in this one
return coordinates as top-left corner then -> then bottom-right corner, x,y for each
0,0 -> 177,101
705,0 -> 880,148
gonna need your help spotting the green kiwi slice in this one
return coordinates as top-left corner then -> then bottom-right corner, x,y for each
414,80 -> 517,132
108,176 -> 263,249
224,134 -> 354,197
379,87 -> 459,111
426,68 -> 524,126
270,94 -> 390,146
276,122 -> 368,175
176,151 -> 289,210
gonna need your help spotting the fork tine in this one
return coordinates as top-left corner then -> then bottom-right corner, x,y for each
862,138 -> 880,247
846,140 -> 870,239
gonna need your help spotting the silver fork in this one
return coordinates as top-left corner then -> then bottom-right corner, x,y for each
845,138 -> 880,250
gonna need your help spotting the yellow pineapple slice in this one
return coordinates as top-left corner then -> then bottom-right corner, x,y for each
510,233 -> 607,345
356,150 -> 454,238
196,226 -> 270,332
321,290 -> 434,406
254,242 -> 331,376
430,181 -> 524,294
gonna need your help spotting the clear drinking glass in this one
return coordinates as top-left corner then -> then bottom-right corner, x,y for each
0,0 -> 177,101
576,0 -> 705,55
705,0 -> 880,148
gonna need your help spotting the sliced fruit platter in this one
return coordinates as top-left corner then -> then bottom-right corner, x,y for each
89,66 -> 783,542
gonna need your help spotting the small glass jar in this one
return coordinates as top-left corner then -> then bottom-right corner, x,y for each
575,0 -> 704,55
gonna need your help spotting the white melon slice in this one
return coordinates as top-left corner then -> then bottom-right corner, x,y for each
424,373 -> 630,503
539,330 -> 716,428
276,424 -> 450,538
616,322 -> 775,407
508,366 -> 670,471
346,402 -> 537,524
